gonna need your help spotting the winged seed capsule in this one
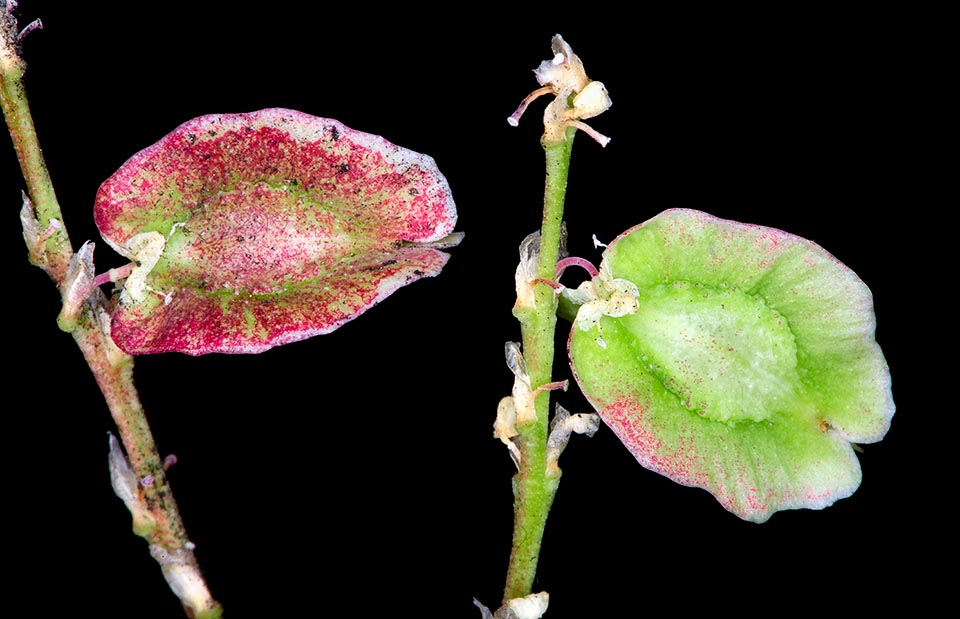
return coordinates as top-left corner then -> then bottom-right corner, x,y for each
568,209 -> 894,522
94,108 -> 460,355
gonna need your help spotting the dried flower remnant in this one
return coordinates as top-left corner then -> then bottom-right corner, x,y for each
474,592 -> 550,619
56,241 -> 96,332
508,35 -> 612,146
95,108 -> 460,355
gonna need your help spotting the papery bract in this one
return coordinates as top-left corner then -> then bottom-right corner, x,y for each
568,209 -> 893,522
95,108 -> 458,355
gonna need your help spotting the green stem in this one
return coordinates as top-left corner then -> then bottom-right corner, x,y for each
75,300 -> 223,618
75,304 -> 187,545
504,129 -> 576,602
0,15 -> 70,281
2,15 -> 222,618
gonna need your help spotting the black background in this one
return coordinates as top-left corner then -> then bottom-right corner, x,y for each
4,3 -> 930,618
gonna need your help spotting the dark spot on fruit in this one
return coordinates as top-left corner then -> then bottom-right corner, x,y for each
208,130 -> 217,137
409,187 -> 419,195
186,133 -> 197,145
338,164 -> 350,174
330,126 -> 340,142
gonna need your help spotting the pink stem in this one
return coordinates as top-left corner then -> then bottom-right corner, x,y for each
564,119 -> 610,147
507,86 -> 553,127
532,379 -> 569,398
94,263 -> 134,287
556,256 -> 598,279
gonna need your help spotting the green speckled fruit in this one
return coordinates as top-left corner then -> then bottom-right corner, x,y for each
569,209 -> 893,522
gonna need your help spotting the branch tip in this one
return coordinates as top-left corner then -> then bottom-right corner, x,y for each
163,454 -> 178,470
16,17 -> 40,43
473,598 -> 495,619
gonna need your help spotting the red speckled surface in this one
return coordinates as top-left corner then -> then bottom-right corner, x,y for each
94,109 -> 457,354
